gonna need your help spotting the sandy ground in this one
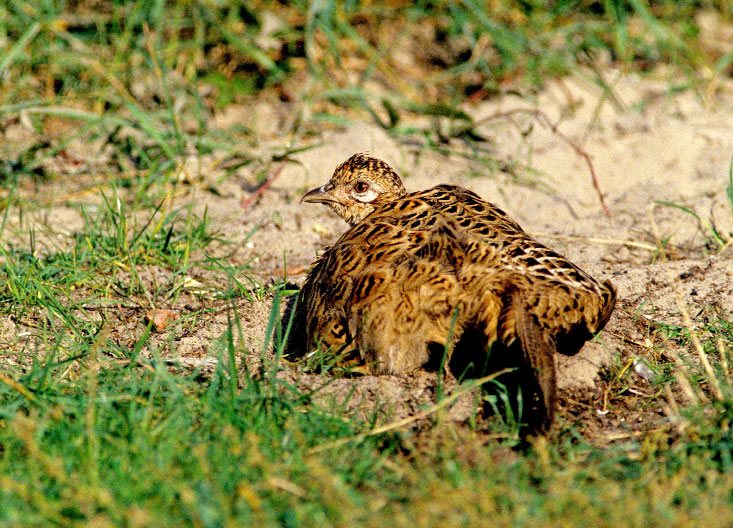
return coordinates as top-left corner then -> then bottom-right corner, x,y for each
3,71 -> 733,440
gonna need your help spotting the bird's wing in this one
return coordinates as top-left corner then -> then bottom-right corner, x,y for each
420,185 -> 617,352
292,219 -> 425,354
294,203 -> 496,372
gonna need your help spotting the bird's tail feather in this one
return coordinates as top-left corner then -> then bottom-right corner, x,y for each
511,290 -> 558,432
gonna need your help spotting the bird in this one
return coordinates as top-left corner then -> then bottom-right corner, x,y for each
287,153 -> 616,431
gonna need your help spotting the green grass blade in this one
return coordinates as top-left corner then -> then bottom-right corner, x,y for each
0,21 -> 41,74
123,101 -> 178,161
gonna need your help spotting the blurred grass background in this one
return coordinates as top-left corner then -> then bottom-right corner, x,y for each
1,0 -> 732,182
1,1 -> 733,526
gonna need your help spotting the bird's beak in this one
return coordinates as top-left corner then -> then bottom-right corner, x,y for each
301,182 -> 337,204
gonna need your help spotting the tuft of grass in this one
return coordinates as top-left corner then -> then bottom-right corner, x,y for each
656,200 -> 731,253
1,296 -> 732,526
1,191 -> 221,312
655,158 -> 733,255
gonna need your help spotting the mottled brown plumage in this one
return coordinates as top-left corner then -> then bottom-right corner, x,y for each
289,153 -> 616,430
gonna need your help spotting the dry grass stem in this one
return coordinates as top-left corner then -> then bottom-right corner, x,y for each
535,233 -> 657,251
310,369 -> 513,453
0,373 -> 39,405
718,338 -> 730,385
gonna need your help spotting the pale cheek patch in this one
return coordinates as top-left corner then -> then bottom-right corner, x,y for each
353,189 -> 379,203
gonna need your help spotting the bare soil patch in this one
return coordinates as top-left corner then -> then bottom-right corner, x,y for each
4,72 -> 732,442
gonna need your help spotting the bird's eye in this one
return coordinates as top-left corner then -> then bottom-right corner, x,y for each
354,181 -> 369,194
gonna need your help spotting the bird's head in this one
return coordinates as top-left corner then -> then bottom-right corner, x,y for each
301,153 -> 407,225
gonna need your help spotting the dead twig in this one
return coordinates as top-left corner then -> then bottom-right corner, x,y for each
241,163 -> 285,211
474,108 -> 610,216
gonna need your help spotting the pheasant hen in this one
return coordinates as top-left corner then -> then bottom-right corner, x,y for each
288,153 -> 616,430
